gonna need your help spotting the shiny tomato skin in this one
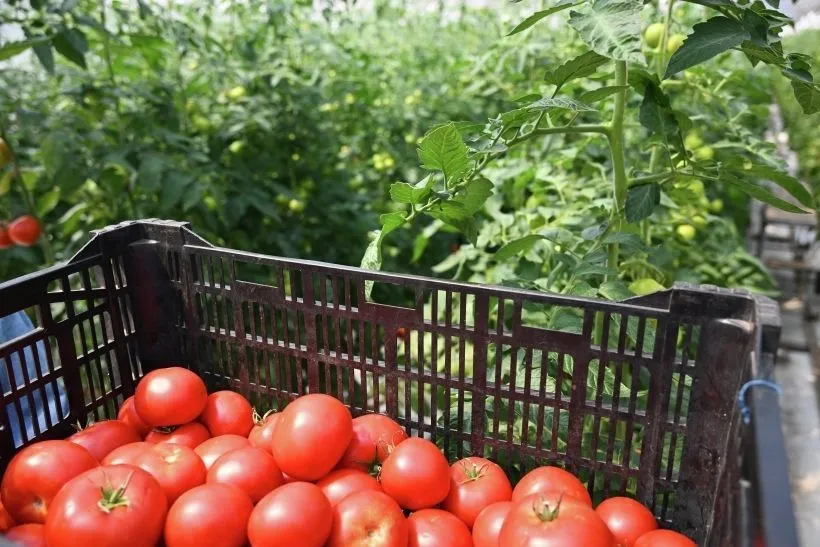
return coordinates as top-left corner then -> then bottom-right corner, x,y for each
0,225 -> 13,250
134,367 -> 208,427
164,483 -> 253,547
117,396 -> 152,438
69,420 -> 141,461
316,468 -> 382,507
146,421 -> 210,449
338,414 -> 408,471
472,501 -> 512,547
0,498 -> 16,531
511,465 -> 592,506
195,434 -> 250,470
247,482 -> 332,547
4,523 -> 46,547
199,391 -> 254,437
596,497 -> 658,547
7,216 -> 41,247
248,412 -> 279,453
441,456 -> 512,529
327,490 -> 408,547
1,440 -> 98,524
633,530 -> 696,547
101,442 -> 152,465
499,492 -> 613,547
380,438 -> 450,510
133,443 -> 207,504
44,465 -> 167,547
407,509 -> 472,547
271,394 -> 353,481
207,446 -> 283,503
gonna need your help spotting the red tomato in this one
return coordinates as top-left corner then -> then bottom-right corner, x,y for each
0,440 -> 98,524
327,490 -> 407,547
44,465 -> 167,547
0,499 -> 16,532
7,216 -> 41,247
207,446 -> 283,503
146,421 -> 210,449
316,469 -> 382,507
248,411 -> 279,453
195,435 -> 250,470
247,482 -> 332,547
441,456 -> 512,529
164,483 -> 253,547
134,367 -> 208,427
472,501 -> 512,547
499,492 -> 613,547
0,225 -> 13,250
118,396 -> 152,437
132,443 -> 207,504
633,530 -> 696,547
69,420 -> 141,461
101,442 -> 152,465
271,394 -> 352,481
407,509 -> 472,547
596,497 -> 658,547
199,391 -> 254,437
512,465 -> 592,506
380,438 -> 450,510
4,523 -> 46,547
337,414 -> 408,472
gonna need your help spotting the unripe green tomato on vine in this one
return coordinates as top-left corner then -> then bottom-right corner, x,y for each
694,146 -> 715,161
709,199 -> 724,213
644,23 -> 665,49
667,34 -> 685,54
676,224 -> 696,241
692,215 -> 707,229
684,132 -> 703,150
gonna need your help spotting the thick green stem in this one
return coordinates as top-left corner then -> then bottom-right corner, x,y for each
607,61 -> 629,275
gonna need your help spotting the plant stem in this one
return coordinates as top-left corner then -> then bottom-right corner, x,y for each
607,61 -> 629,276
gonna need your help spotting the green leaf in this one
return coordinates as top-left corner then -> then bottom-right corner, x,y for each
625,184 -> 660,222
361,232 -> 384,299
0,37 -> 51,60
741,9 -> 770,46
579,85 -> 629,104
664,17 -> 749,78
574,262 -> 615,278
526,96 -> 596,113
639,81 -> 677,136
390,177 -> 433,205
379,212 -> 406,237
722,159 -> 814,210
495,234 -> 544,261
719,171 -> 810,214
507,0 -> 583,36
418,123 -> 469,184
598,279 -> 633,301
544,51 -> 609,90
32,43 -> 55,73
37,187 -> 61,217
53,29 -> 88,69
791,81 -> 820,115
455,178 -> 493,214
568,0 -> 643,63
159,172 -> 191,213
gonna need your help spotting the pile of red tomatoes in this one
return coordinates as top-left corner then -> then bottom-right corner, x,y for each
0,367 -> 696,546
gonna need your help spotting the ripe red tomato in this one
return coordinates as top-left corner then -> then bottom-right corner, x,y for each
596,497 -> 658,547
326,490 -> 407,547
195,434 -> 250,470
164,483 -> 253,547
633,529 -> 696,547
4,523 -> 46,547
199,391 -> 254,437
316,468 -> 382,507
512,465 -> 592,506
44,465 -> 167,547
118,396 -> 152,438
132,443 -> 207,504
472,501 -> 512,547
407,509 -> 472,547
1,440 -> 98,523
337,414 -> 408,472
207,446 -> 283,503
271,394 -> 352,481
146,421 -> 210,448
69,420 -> 141,461
101,442 -> 152,465
499,492 -> 613,547
134,367 -> 208,427
0,225 -> 13,250
247,482 -> 332,547
7,216 -> 41,247
441,456 -> 512,529
380,438 -> 450,510
0,499 -> 16,531
248,411 -> 279,453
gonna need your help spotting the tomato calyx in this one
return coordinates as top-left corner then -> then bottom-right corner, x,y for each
153,424 -> 179,434
97,471 -> 134,514
532,495 -> 564,523
457,461 -> 490,484
252,408 -> 277,425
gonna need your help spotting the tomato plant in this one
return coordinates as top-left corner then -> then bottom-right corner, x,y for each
326,490 -> 407,547
407,509 -> 473,547
633,530 -> 696,547
316,468 -> 383,508
44,465 -> 167,547
194,435 -> 251,470
512,466 -> 592,506
145,422 -> 210,449
0,440 -> 98,524
206,446 -> 283,503
248,482 -> 333,547
199,391 -> 254,437
134,367 -> 208,427
441,456 -> 512,529
68,420 -> 141,461
595,497 -> 658,547
472,501 -> 512,547
163,483 -> 253,547
380,438 -> 450,510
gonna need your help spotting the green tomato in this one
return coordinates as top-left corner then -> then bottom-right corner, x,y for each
709,198 -> 724,213
692,215 -> 707,229
192,115 -> 210,131
684,132 -> 703,150
667,34 -> 685,54
629,278 -> 665,296
644,23 -> 665,49
676,224 -> 696,241
226,86 -> 246,101
228,140 -> 245,154
288,199 -> 305,213
694,146 -> 715,161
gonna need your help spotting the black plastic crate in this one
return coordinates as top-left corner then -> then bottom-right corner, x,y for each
0,219 -> 798,546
